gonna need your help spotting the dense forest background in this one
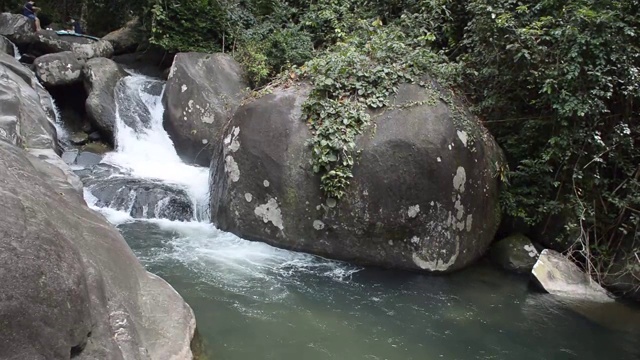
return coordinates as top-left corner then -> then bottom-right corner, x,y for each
2,0 -> 638,293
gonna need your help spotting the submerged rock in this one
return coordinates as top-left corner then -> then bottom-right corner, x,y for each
69,132 -> 90,145
79,164 -> 194,221
210,81 -> 504,272
83,57 -> 128,145
163,52 -> 247,166
87,177 -> 195,221
531,249 -> 613,302
34,51 -> 83,86
490,233 -> 539,273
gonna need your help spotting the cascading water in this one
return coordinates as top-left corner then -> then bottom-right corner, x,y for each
78,73 -> 640,360
11,41 -> 21,60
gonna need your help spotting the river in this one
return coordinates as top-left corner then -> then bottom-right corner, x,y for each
75,73 -> 640,360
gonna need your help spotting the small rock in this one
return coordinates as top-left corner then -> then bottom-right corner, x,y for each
61,149 -> 78,165
75,151 -> 103,167
490,233 -> 539,274
531,249 -> 613,302
82,141 -> 111,154
69,132 -> 89,145
88,131 -> 101,141
19,53 -> 36,64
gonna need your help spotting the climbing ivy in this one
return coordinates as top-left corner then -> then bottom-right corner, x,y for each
296,20 -> 451,199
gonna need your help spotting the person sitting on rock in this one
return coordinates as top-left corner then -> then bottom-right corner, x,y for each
23,1 -> 41,31
67,17 -> 83,34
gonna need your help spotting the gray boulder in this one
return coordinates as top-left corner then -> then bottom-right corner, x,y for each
103,17 -> 142,55
0,49 -> 196,359
0,35 -> 14,56
34,51 -> 83,86
0,52 -> 58,152
73,40 -> 114,60
0,14 -> 112,58
0,140 -> 196,359
163,52 -> 247,166
210,82 -> 504,272
83,57 -> 128,145
0,13 -> 36,46
79,164 -> 195,222
490,233 -> 539,273
531,249 -> 613,302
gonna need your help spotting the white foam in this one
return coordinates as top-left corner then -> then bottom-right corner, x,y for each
84,189 -> 133,225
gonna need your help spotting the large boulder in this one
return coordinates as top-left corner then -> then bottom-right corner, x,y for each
0,47 -> 196,359
34,51 -> 83,86
72,39 -> 114,60
0,13 -> 36,46
163,52 -> 247,166
210,82 -> 504,272
0,35 -> 14,57
0,14 -> 113,58
102,17 -> 142,55
79,164 -> 195,222
83,57 -> 127,145
0,140 -> 196,359
0,52 -> 58,152
531,249 -> 613,302
490,233 -> 540,274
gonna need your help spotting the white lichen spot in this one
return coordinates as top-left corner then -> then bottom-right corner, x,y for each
408,205 -> 420,219
313,220 -> 325,230
524,244 -> 539,258
388,240 -> 394,246
202,139 -> 208,144
412,252 -> 457,272
448,144 -> 452,150
453,167 -> 466,193
326,198 -> 337,208
254,198 -> 284,230
224,155 -> 240,182
363,190 -> 369,196
437,157 -> 442,163
244,193 -> 253,202
228,126 -> 240,152
465,214 -> 473,232
457,130 -> 468,147
410,236 -> 420,245
181,84 -> 187,92
263,180 -> 270,187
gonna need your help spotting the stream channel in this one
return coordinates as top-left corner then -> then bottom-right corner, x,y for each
62,72 -> 640,360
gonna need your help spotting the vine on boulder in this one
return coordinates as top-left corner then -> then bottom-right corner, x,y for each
296,20 -> 450,200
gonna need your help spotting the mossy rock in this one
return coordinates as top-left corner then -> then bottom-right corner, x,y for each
490,233 -> 539,274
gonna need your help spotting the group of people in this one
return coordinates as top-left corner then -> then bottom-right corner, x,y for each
22,1 -> 82,33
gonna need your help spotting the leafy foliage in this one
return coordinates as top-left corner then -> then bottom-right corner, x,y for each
297,20 -> 450,199
455,0 -> 640,286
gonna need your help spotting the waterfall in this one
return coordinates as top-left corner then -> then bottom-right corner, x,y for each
12,41 -> 20,60
92,73 -> 210,221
